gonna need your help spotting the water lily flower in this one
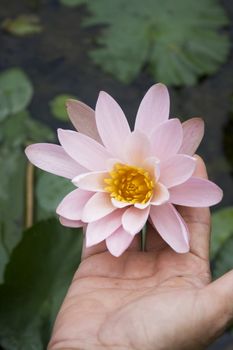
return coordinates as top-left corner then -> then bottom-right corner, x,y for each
25,84 -> 223,257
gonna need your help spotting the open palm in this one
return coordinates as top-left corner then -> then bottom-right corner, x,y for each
49,159 -> 233,350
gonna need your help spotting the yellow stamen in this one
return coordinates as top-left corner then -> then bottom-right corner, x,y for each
104,163 -> 154,204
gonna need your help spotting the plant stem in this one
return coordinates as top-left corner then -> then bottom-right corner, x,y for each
25,162 -> 34,228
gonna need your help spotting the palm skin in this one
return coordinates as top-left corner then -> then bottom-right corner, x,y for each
49,158 -> 233,350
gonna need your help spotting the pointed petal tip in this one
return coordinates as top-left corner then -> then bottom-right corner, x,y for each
154,82 -> 168,89
65,98 -> 78,108
110,250 -> 122,258
215,186 -> 224,204
57,127 -> 64,137
174,244 -> 190,254
57,128 -> 67,143
24,144 -> 31,157
98,90 -> 108,99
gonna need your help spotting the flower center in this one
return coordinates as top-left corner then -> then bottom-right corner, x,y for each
104,163 -> 154,204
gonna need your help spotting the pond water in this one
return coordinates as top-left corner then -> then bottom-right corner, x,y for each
0,0 -> 233,348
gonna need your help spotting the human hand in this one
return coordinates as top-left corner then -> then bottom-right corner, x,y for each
48,157 -> 233,350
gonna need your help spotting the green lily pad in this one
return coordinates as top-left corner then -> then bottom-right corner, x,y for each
36,172 -> 74,217
60,0 -> 230,86
1,110 -> 54,147
0,147 -> 26,282
211,207 -> 233,259
2,15 -> 42,36
49,94 -> 77,121
0,218 -> 83,349
0,68 -> 33,121
0,110 -> 54,281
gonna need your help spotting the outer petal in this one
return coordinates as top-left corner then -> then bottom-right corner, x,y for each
123,130 -> 151,166
58,129 -> 112,171
95,91 -> 131,157
159,155 -> 196,188
82,192 -> 115,222
150,119 -> 183,161
56,189 -> 92,220
106,226 -> 134,257
169,177 -> 223,207
135,84 -> 170,135
66,99 -> 102,143
59,216 -> 83,228
72,171 -> 108,192
122,206 -> 150,235
25,143 -> 86,179
179,118 -> 204,155
150,203 -> 189,253
86,210 -> 123,247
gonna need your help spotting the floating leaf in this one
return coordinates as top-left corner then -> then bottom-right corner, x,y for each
36,172 -> 74,218
1,110 -> 54,147
0,68 -> 33,121
0,219 -> 83,349
2,15 -> 42,36
49,94 -> 77,121
0,147 -> 26,282
61,0 -> 230,86
0,110 -> 54,281
211,207 -> 233,259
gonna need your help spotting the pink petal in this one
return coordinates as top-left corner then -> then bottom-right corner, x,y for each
150,119 -> 183,161
86,210 -> 123,247
169,177 -> 223,207
134,202 -> 151,209
159,155 -> 196,188
142,157 -> 160,181
150,203 -> 189,253
112,198 -> 131,208
66,99 -> 102,143
82,192 -> 115,222
179,118 -> 204,155
59,216 -> 83,228
150,182 -> 170,205
107,158 -> 121,171
25,143 -> 86,179
106,226 -> 134,257
58,129 -> 112,171
72,171 -> 108,192
135,84 -> 170,136
123,130 -> 151,166
95,91 -> 131,157
56,189 -> 92,220
122,206 -> 150,235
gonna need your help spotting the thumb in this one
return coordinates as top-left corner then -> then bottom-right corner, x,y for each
202,270 -> 233,332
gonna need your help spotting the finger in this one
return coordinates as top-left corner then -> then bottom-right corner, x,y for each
177,155 -> 211,260
200,270 -> 233,332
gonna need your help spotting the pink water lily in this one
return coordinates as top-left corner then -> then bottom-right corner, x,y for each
25,84 -> 223,257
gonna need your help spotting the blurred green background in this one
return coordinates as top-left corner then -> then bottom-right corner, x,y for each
0,0 -> 233,349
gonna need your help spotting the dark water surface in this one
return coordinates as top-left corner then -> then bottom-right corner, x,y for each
0,0 -> 233,348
